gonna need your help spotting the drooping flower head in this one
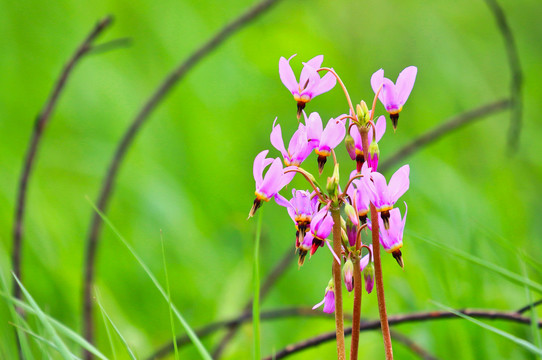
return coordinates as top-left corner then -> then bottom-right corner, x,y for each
248,150 -> 289,218
348,115 -> 386,171
313,279 -> 335,314
306,112 -> 346,174
270,119 -> 313,167
371,66 -> 417,130
279,55 -> 337,118
378,204 -> 408,268
275,189 -> 319,241
297,232 -> 315,266
309,207 -> 334,255
364,164 -> 410,228
346,165 -> 372,224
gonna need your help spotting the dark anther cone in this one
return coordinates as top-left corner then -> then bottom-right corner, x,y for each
356,153 -> 365,172
359,215 -> 367,226
311,239 -> 323,255
392,250 -> 404,269
296,102 -> 306,119
390,113 -> 399,132
247,198 -> 261,219
381,210 -> 390,229
297,249 -> 308,266
317,155 -> 327,175
295,230 -> 300,249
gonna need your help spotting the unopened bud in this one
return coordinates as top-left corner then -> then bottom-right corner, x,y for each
368,141 -> 380,171
345,134 -> 356,160
344,203 -> 359,227
326,164 -> 340,201
364,262 -> 375,294
346,217 -> 357,247
343,258 -> 354,292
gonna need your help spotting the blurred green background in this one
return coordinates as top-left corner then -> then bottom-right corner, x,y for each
1,0 -> 541,358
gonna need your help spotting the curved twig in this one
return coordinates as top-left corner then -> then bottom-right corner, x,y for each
11,14 -> 114,310
390,330 -> 439,360
483,0 -> 523,152
380,99 -> 511,172
516,298 -> 542,315
265,308 -> 542,359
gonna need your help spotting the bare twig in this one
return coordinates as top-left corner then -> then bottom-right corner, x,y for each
516,299 -> 542,314
483,0 -> 523,152
81,1 -> 284,353
212,248 -> 295,358
380,99 -> 511,172
11,13 -> 114,320
390,330 -> 439,360
264,308 -> 541,359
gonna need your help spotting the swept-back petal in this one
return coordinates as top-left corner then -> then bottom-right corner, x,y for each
300,55 -> 324,85
270,119 -> 288,159
320,118 -> 346,150
274,193 -> 291,209
396,66 -> 417,106
306,112 -> 323,144
310,71 -> 337,98
253,150 -> 271,187
279,55 -> 298,94
381,78 -> 398,110
389,164 -> 410,203
259,157 -> 284,196
300,63 -> 321,96
371,69 -> 384,97
369,115 -> 387,143
370,171 -> 391,206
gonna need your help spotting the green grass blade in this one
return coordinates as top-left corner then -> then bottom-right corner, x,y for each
95,291 -> 137,360
520,260 -> 542,357
86,197 -> 212,360
410,232 -> 542,293
253,209 -> 263,360
10,323 -> 81,360
97,292 -> 117,360
431,300 -> 542,356
0,292 -> 108,360
12,274 -> 74,359
161,231 -> 179,360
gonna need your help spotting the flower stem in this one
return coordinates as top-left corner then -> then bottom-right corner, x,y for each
350,252 -> 363,359
253,208 -> 263,360
331,207 -> 346,360
359,128 -> 394,359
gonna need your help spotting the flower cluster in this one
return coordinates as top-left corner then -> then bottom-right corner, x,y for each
249,55 -> 416,313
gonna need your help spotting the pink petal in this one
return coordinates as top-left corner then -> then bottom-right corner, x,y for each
388,164 -> 410,203
310,71 -> 337,98
396,66 -> 417,106
274,193 -> 291,209
259,157 -> 284,196
320,117 -> 346,150
306,112 -> 323,143
279,55 -> 298,94
270,119 -> 288,159
371,69 -> 384,97
371,171 -> 391,206
369,115 -> 387,143
381,78 -> 398,110
300,63 -> 321,96
253,150 -> 271,187
300,55 -> 324,86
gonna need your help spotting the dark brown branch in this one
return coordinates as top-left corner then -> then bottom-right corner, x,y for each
81,0 -> 283,356
212,248 -> 295,358
516,299 -> 542,314
380,99 -> 511,172
483,0 -> 523,152
264,308 -> 542,359
10,13 -> 113,321
390,330 -> 439,360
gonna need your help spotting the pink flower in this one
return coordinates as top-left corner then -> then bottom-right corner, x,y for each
275,189 -> 319,240
248,150 -> 290,218
313,281 -> 335,314
348,115 -> 386,171
378,204 -> 407,268
306,112 -> 346,174
270,119 -> 313,167
346,165 -> 372,223
364,164 -> 409,227
371,66 -> 417,130
279,55 -> 337,118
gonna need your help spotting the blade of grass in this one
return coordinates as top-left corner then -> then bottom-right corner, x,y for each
12,274 -> 74,359
10,323 -> 82,360
97,290 -> 117,359
520,259 -> 542,357
160,231 -> 179,360
410,232 -> 542,293
253,209 -> 263,360
431,300 -> 542,356
95,290 -> 137,360
86,197 -> 212,360
0,292 -> 108,360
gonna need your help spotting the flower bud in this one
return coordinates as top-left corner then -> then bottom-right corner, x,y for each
344,203 -> 359,227
364,262 -> 375,294
367,141 -> 380,171
345,217 -> 357,247
356,101 -> 370,126
345,134 -> 356,160
326,164 -> 340,202
343,258 -> 354,292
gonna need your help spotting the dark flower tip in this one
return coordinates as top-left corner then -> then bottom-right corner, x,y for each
317,155 -> 327,175
389,113 -> 399,132
381,210 -> 390,229
247,198 -> 262,219
356,154 -> 365,172
392,250 -> 404,269
296,102 -> 306,119
297,249 -> 308,266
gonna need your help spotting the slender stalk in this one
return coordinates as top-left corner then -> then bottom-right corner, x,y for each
350,255 -> 362,360
331,208 -> 346,360
359,127 -> 393,358
253,209 -> 263,360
